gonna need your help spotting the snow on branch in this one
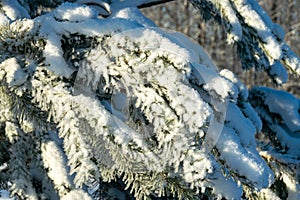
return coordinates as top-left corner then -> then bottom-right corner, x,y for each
189,0 -> 300,84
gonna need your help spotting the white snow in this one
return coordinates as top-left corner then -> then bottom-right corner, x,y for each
41,141 -> 72,192
252,87 -> 300,156
0,58 -> 27,87
0,13 -> 10,26
76,0 -> 111,16
216,126 -> 274,189
110,7 -> 156,27
241,102 -> 263,131
259,188 -> 281,200
212,0 -> 243,43
209,175 -> 243,200
263,87 -> 300,132
282,172 -> 300,200
232,0 -> 282,60
225,103 -> 257,147
220,69 -> 248,99
282,44 -> 300,76
0,0 -> 30,21
54,2 -> 98,22
269,124 -> 300,156
2,1 -> 298,199
42,31 -> 74,78
167,31 -> 218,71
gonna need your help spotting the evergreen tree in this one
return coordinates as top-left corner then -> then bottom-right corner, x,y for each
0,0 -> 299,199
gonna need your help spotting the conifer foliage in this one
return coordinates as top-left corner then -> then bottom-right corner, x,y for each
0,0 -> 299,199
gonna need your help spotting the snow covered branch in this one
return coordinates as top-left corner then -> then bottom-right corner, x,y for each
189,0 -> 300,84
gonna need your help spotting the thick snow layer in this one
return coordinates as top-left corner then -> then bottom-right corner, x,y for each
76,0 -> 111,16
226,103 -> 256,147
42,31 -> 74,78
272,23 -> 285,42
217,126 -> 274,189
248,0 -> 273,27
240,102 -> 263,131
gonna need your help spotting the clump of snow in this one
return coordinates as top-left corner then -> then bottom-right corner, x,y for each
0,13 -> 10,26
282,44 -> 300,76
76,0 -> 111,16
220,69 -> 248,99
209,173 -> 243,200
6,18 -> 35,35
110,7 -> 156,27
259,188 -> 281,200
225,103 -> 257,147
54,2 -> 98,22
192,63 -> 238,100
41,141 -> 72,194
0,58 -> 27,87
248,0 -> 273,27
269,124 -> 300,156
42,32 -> 74,78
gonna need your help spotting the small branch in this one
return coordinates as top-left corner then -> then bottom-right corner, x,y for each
137,0 -> 175,9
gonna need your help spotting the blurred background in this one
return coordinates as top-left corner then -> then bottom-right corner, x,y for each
142,0 -> 300,97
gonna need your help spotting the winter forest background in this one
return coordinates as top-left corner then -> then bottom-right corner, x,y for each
0,0 -> 300,200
